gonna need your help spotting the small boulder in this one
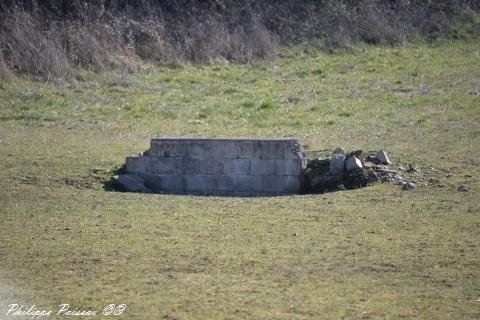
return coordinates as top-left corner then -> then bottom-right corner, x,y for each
329,155 -> 345,175
457,185 -> 469,192
345,155 -> 363,172
113,174 -> 151,193
402,182 -> 416,191
376,150 -> 391,165
333,147 -> 346,155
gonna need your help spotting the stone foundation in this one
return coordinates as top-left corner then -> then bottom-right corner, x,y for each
124,138 -> 306,195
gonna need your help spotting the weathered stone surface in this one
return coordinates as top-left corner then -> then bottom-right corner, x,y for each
262,175 -> 289,192
376,150 -> 391,164
345,155 -> 363,172
113,174 -> 150,193
210,175 -> 235,191
261,140 -> 285,159
149,158 -> 175,174
275,159 -> 303,176
184,141 -> 212,159
252,175 -> 264,192
126,156 -> 150,174
184,175 -> 210,191
125,138 -> 304,195
286,175 -> 301,192
235,141 -> 261,159
333,147 -> 346,155
329,155 -> 345,175
175,159 -> 213,174
250,159 -> 275,175
235,175 -> 253,191
150,139 -> 187,158
211,140 -> 237,159
228,159 -> 251,174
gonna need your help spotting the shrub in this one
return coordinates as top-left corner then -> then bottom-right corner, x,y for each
0,1 -> 478,80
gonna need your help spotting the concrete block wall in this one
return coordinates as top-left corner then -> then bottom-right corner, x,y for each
125,138 -> 306,195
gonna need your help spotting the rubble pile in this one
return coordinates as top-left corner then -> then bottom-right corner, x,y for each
302,148 -> 416,193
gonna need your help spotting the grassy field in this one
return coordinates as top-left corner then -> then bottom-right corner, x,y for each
0,36 -> 479,319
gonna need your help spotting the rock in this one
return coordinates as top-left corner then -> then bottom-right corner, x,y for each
345,155 -> 363,172
112,174 -> 151,193
376,150 -> 391,164
333,147 -> 346,155
329,155 -> 345,175
402,182 -> 416,190
457,185 -> 469,192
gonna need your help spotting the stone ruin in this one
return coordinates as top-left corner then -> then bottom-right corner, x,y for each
113,138 -> 415,195
114,138 -> 306,195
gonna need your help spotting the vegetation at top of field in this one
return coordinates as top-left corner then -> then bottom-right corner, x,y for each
0,0 -> 479,80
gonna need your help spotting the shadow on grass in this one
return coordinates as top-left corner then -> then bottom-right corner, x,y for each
102,164 -> 126,192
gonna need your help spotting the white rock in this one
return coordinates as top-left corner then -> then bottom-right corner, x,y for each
376,150 -> 391,164
345,155 -> 363,172
333,147 -> 346,155
329,155 -> 345,175
113,174 -> 151,193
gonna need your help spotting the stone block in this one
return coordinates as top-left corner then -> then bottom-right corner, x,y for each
183,175 -> 211,191
345,155 -> 363,172
223,159 -> 250,174
150,157 -> 175,174
184,141 -> 212,159
126,156 -> 151,174
210,175 -> 235,191
150,139 -> 187,158
275,159 -> 303,176
175,159 -> 213,174
250,159 -> 275,175
376,150 -> 391,165
252,175 -> 264,192
329,155 -> 345,175
235,175 -> 253,191
162,174 -> 184,191
113,174 -> 150,193
235,141 -> 261,159
286,175 -> 301,192
213,159 -> 250,175
211,140 -> 237,159
260,140 -> 285,159
263,175 -> 288,192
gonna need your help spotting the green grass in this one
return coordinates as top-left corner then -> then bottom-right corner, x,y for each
0,38 -> 479,319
